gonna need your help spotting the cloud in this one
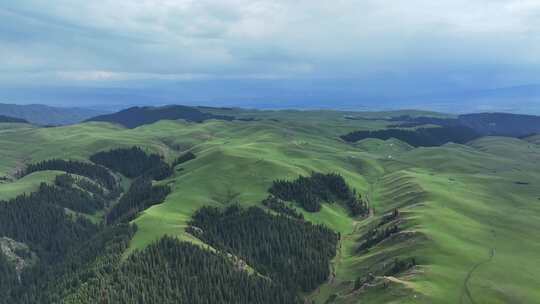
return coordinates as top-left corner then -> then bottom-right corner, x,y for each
1,0 -> 540,94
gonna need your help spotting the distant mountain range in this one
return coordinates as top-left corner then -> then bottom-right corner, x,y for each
0,103 -> 107,125
342,112 -> 540,147
387,113 -> 540,137
1,82 -> 538,114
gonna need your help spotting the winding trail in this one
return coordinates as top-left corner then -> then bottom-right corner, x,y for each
460,248 -> 495,304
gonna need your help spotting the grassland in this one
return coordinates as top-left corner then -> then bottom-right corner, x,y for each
0,170 -> 62,200
0,109 -> 538,303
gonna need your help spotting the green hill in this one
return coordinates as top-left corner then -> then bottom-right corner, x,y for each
85,105 -> 236,128
0,108 -> 538,303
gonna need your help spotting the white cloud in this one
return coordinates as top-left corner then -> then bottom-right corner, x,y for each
1,0 -> 540,89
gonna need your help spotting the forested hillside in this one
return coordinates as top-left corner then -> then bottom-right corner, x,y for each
189,205 -> 338,292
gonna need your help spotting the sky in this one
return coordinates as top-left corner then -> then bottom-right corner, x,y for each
1,0 -> 540,112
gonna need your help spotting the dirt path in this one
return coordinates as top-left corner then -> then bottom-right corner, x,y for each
460,248 -> 495,304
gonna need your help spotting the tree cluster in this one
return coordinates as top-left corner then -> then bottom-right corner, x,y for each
378,208 -> 400,227
357,225 -> 399,252
188,205 -> 338,292
261,195 -> 304,220
269,172 -> 369,215
385,257 -> 416,276
75,177 -> 107,198
90,146 -> 172,180
0,224 -> 135,304
106,177 -> 171,223
64,236 -> 300,304
33,180 -> 105,214
172,151 -> 196,167
26,224 -> 136,303
0,252 -> 18,302
340,126 -> 479,147
0,192 -> 98,265
21,159 -> 117,190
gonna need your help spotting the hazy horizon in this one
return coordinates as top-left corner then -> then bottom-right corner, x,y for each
1,1 -> 539,113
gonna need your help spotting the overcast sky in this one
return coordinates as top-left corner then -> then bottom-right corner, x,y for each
1,0 -> 540,110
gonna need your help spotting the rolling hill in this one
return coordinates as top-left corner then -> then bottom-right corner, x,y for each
0,108 -> 538,303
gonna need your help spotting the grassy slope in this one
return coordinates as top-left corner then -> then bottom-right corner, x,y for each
0,170 -> 63,201
0,110 -> 538,303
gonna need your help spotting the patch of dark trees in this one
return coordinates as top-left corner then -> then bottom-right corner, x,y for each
29,176 -> 105,214
0,115 -> 28,124
378,208 -> 400,227
172,151 -> 196,167
268,172 -> 369,215
86,147 -> 175,223
357,225 -> 400,252
0,222 -> 136,304
24,224 -> 136,304
86,105 -> 235,128
106,177 -> 171,224
262,195 -> 304,220
188,205 -> 338,293
75,176 -> 106,197
90,146 -> 172,180
20,159 -> 117,191
0,191 -> 98,266
385,257 -> 417,276
380,113 -> 540,138
61,236 -> 300,304
2,222 -> 301,303
385,115 -> 462,129
351,256 -> 416,292
341,126 -> 480,147
0,251 -> 18,302
358,209 -> 401,252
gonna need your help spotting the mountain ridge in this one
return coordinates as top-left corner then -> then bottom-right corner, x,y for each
0,103 -> 107,125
